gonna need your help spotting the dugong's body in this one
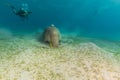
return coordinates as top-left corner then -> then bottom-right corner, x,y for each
42,25 -> 61,47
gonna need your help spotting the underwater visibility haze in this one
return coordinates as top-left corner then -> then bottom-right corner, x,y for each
1,0 -> 120,80
0,0 -> 120,40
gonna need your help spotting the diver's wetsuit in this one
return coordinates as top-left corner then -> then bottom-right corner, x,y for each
10,4 -> 32,18
16,9 -> 29,18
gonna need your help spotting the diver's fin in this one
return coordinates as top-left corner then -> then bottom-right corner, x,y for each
5,3 -> 17,14
5,3 -> 16,9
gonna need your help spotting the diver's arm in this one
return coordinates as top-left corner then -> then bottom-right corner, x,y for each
28,11 -> 32,14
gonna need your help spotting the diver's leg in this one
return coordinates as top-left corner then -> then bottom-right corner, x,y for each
7,4 -> 17,14
10,6 -> 17,14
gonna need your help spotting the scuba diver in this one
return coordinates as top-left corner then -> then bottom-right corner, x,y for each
8,3 -> 32,19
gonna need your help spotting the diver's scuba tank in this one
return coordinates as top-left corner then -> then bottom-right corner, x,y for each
21,3 -> 29,11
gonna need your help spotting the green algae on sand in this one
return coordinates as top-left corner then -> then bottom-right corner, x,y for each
0,35 -> 120,80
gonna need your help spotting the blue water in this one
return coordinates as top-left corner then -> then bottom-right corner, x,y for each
0,0 -> 120,40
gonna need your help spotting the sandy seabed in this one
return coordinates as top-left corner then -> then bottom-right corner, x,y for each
0,35 -> 120,80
